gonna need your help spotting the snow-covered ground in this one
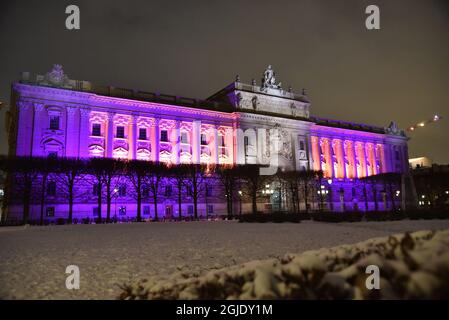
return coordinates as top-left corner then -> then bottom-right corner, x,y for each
1,219 -> 449,299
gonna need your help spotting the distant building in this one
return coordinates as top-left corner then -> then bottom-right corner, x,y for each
4,65 -> 410,222
411,164 -> 449,209
409,157 -> 432,169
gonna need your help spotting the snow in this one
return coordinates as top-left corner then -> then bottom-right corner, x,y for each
1,219 -> 449,299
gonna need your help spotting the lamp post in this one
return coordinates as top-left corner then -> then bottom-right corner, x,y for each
327,179 -> 333,211
238,190 -> 242,215
113,188 -> 118,221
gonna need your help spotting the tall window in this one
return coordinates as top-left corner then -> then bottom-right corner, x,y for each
219,135 -> 225,147
165,185 -> 172,197
46,207 -> 55,217
119,206 -> 127,215
142,185 -> 150,198
206,186 -> 212,197
201,134 -> 207,145
47,152 -> 58,159
118,185 -> 126,197
244,136 -> 249,155
299,140 -> 305,151
46,181 -> 56,196
207,204 -> 214,215
181,132 -> 188,144
93,183 -> 100,196
160,130 -> 168,142
139,128 -> 147,140
116,126 -> 125,138
49,116 -> 60,130
92,123 -> 101,136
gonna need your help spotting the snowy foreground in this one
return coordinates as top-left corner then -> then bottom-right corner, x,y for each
1,220 -> 449,299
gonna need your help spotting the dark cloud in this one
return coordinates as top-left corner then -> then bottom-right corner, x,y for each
0,0 -> 448,162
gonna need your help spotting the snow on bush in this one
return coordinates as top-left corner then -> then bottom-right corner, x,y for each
118,229 -> 449,299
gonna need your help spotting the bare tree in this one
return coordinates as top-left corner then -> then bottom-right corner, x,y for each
145,162 -> 168,221
126,160 -> 149,222
215,165 -> 240,218
180,163 -> 209,220
52,158 -> 86,224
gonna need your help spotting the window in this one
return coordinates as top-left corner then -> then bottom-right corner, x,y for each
92,207 -> 99,216
116,126 -> 125,138
46,181 -> 56,196
219,135 -> 225,147
118,185 -> 126,197
206,186 -> 212,197
49,116 -> 60,130
93,183 -> 100,196
118,206 -> 126,215
244,136 -> 250,154
48,152 -> 58,159
181,132 -> 188,144
46,207 -> 55,217
201,134 -> 207,145
187,205 -> 194,215
92,123 -> 101,136
142,185 -> 150,198
165,185 -> 172,197
143,206 -> 151,215
299,140 -> 305,151
207,204 -> 214,215
139,128 -> 147,140
160,130 -> 168,142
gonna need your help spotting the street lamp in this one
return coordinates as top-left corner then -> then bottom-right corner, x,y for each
238,190 -> 242,215
113,188 -> 119,221
327,179 -> 333,211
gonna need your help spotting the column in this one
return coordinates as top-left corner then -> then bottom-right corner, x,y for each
78,108 -> 90,158
32,102 -> 45,157
129,114 -> 137,160
235,125 -> 245,165
171,120 -> 180,164
106,112 -> 115,158
151,117 -> 160,162
310,136 -> 321,171
351,140 -> 363,178
225,127 -> 234,164
212,125 -> 219,164
16,101 -> 33,156
192,120 -> 201,164
364,142 -> 371,176
65,106 -> 79,158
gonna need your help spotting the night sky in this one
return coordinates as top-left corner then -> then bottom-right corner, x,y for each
0,0 -> 448,163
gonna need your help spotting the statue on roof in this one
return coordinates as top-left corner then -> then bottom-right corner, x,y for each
44,64 -> 70,87
261,65 -> 281,90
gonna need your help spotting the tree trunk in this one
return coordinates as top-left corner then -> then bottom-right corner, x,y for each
363,184 -> 368,212
40,174 -> 47,226
97,183 -> 102,224
68,181 -> 74,224
22,178 -> 31,225
304,182 -> 309,213
252,190 -> 257,214
193,193 -> 198,220
152,194 -> 157,221
177,180 -> 182,221
106,182 -> 111,223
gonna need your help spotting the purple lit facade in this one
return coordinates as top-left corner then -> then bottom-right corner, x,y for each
6,65 -> 410,221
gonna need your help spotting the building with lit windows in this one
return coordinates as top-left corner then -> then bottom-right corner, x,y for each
5,65 -> 410,221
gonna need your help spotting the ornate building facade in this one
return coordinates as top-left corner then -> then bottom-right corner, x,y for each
6,65 -> 410,221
